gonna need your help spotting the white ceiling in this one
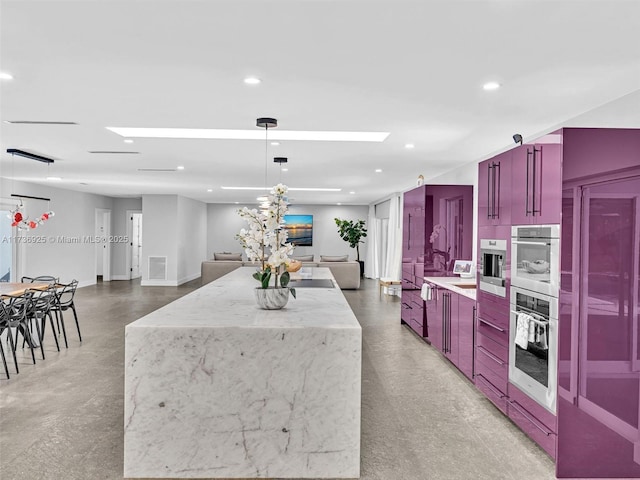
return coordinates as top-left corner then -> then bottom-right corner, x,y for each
1,0 -> 639,205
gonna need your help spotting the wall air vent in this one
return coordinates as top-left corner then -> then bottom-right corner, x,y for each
137,168 -> 176,172
148,256 -> 167,280
4,120 -> 78,125
88,151 -> 140,154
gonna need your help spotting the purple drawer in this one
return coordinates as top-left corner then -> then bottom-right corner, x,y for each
476,294 -> 509,328
476,331 -> 508,363
507,400 -> 557,459
476,315 -> 509,347
475,373 -> 507,414
508,383 -> 557,433
475,353 -> 508,394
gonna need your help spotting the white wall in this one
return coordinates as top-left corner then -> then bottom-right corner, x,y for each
177,196 -> 206,284
112,197 -> 143,280
0,177 -> 114,286
141,195 -> 178,285
207,203 -> 369,262
141,194 -> 206,286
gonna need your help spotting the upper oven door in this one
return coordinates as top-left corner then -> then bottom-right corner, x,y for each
511,225 -> 560,297
509,286 -> 558,414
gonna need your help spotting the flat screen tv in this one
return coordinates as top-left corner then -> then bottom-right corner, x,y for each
283,214 -> 313,247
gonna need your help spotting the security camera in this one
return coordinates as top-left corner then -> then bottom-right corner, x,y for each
513,134 -> 523,145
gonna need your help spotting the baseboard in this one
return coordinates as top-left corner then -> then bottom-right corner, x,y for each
141,279 -> 179,286
111,274 -> 130,281
177,272 -> 201,285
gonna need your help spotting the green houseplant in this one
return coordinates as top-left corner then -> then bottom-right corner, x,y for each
334,218 -> 367,276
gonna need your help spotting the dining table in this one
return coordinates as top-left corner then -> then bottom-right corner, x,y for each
0,282 -> 51,297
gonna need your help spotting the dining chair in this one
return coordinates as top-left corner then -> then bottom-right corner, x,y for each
21,275 -> 59,284
50,280 -> 80,347
26,286 -> 60,354
0,291 -> 38,373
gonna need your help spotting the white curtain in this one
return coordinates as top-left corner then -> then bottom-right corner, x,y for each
364,205 -> 379,278
383,194 -> 403,281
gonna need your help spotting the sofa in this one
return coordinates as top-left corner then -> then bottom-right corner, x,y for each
201,253 -> 360,289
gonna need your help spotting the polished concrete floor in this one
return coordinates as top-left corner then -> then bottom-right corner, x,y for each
0,277 -> 556,480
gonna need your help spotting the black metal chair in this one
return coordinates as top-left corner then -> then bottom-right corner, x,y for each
1,291 -> 39,373
50,280 -> 80,347
26,286 -> 60,354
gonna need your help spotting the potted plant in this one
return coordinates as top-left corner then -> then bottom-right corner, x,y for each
236,184 -> 297,309
334,218 -> 367,276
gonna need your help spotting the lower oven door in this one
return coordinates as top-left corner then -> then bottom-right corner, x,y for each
509,288 -> 558,414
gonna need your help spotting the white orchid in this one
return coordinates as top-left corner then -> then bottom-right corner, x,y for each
236,184 -> 295,291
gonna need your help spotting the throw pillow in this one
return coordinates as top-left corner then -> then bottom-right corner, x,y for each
213,252 -> 242,261
320,255 -> 348,262
293,255 -> 314,262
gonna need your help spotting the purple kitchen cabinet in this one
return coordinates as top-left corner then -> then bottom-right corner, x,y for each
425,282 -> 443,351
457,295 -> 475,380
556,169 -> 640,478
442,289 -> 459,366
511,143 -> 563,225
478,151 -> 512,227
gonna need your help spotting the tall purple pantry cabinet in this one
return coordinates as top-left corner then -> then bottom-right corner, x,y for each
557,129 -> 640,478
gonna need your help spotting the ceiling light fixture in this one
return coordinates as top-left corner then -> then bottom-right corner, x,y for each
0,72 -> 13,80
124,139 -> 134,144
271,141 -> 280,146
483,81 -> 501,91
375,169 -> 382,173
6,148 -> 54,164
177,165 -> 185,170
106,127 -> 389,142
46,176 -> 62,181
256,117 -> 278,208
349,191 -> 356,194
404,143 -> 415,149
282,168 -> 289,172
207,189 -> 213,192
244,76 -> 261,85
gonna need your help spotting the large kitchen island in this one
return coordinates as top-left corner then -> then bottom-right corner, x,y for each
124,267 -> 362,479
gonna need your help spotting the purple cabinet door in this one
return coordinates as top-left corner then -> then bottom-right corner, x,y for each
425,283 -> 443,352
511,144 -> 562,225
444,291 -> 459,364
479,151 -> 512,227
457,295 -> 475,380
557,172 -> 640,478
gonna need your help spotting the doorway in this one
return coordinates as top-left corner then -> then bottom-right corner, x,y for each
95,209 -> 111,282
127,211 -> 143,280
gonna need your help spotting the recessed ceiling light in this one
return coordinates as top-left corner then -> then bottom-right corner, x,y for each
223,186 -> 341,192
244,76 -> 261,85
375,169 -> 382,173
207,189 -> 213,192
124,139 -> 134,144
46,176 -> 62,181
271,141 -> 280,146
282,168 -> 288,172
0,72 -> 13,80
234,202 -> 240,204
349,191 -> 355,194
404,143 -> 415,149
177,165 -> 185,170
106,127 -> 389,142
483,81 -> 501,91
337,203 -> 342,206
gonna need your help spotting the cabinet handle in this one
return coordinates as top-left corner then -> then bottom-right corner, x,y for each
476,374 -> 506,398
472,306 -> 477,378
477,346 -> 505,366
407,213 -> 411,250
402,302 -> 413,310
508,401 -> 552,436
478,317 -> 505,332
532,147 -> 541,215
511,240 -> 551,246
495,161 -> 500,219
526,148 -> 533,216
486,163 -> 492,219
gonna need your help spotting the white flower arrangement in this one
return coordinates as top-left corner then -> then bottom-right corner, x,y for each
236,184 -> 296,295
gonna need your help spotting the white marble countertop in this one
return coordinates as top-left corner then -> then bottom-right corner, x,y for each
423,276 -> 477,301
129,267 -> 360,330
124,266 -> 362,479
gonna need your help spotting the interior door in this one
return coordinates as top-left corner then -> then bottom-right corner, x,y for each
131,213 -> 143,279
